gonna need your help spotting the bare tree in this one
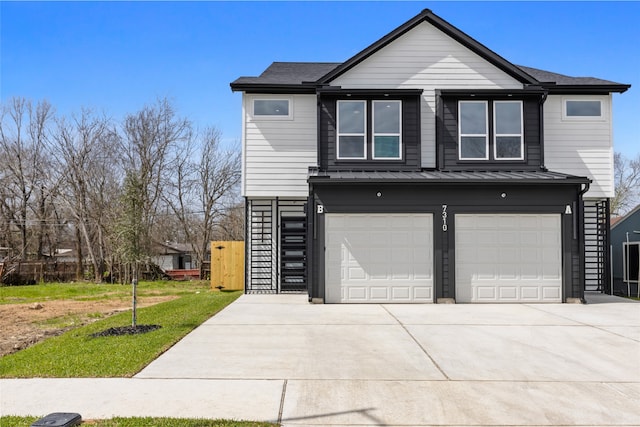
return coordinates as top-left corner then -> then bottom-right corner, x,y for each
50,109 -> 120,281
216,203 -> 245,241
611,152 -> 640,216
164,128 -> 241,274
0,98 -> 55,259
120,98 -> 192,262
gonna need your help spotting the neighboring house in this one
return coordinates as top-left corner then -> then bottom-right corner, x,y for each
152,242 -> 197,271
231,9 -> 630,303
611,205 -> 640,297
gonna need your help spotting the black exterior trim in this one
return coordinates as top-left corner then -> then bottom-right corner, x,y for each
543,85 -> 631,95
230,83 -> 318,94
308,169 -> 591,185
438,94 -> 545,170
310,181 -> 586,303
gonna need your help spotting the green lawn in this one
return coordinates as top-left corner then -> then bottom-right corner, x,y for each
0,280 -> 211,304
0,289 -> 241,377
0,416 -> 278,426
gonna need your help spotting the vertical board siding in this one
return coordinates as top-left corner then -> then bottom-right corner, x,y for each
543,95 -> 613,198
243,95 -> 317,197
331,21 -> 524,169
210,241 -> 245,291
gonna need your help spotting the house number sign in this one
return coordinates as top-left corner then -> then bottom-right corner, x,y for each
442,204 -> 448,232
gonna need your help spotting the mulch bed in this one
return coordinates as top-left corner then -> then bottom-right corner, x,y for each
90,324 -> 161,338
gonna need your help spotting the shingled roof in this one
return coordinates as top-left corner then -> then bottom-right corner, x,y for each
231,9 -> 630,94
517,65 -> 629,93
231,62 -> 629,94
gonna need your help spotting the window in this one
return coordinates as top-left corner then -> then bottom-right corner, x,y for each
337,100 -> 366,159
494,101 -> 523,160
623,242 -> 639,283
459,101 -> 488,160
373,101 -> 402,159
562,98 -> 604,121
565,100 -> 601,117
252,98 -> 291,119
458,100 -> 524,161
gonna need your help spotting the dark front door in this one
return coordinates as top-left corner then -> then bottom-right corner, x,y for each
280,216 -> 307,292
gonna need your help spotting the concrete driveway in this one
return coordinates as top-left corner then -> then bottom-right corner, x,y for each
2,293 -> 639,426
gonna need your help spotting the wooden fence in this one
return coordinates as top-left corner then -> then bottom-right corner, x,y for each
210,241 -> 244,291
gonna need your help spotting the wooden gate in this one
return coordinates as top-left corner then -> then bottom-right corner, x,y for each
210,241 -> 245,291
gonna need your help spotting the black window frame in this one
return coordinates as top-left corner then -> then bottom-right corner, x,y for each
336,98 -> 404,163
457,99 -> 525,163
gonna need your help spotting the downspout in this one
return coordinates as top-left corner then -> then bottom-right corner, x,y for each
577,182 -> 590,302
539,91 -> 548,171
244,197 -> 249,294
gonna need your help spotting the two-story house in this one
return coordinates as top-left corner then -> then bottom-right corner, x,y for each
231,9 -> 629,303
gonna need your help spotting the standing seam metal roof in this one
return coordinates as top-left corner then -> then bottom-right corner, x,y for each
307,169 -> 591,184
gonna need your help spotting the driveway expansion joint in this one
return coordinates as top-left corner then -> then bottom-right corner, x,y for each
381,305 -> 450,380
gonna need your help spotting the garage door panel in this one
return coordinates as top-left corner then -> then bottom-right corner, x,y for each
456,214 -> 562,303
325,213 -> 433,303
499,287 -> 518,300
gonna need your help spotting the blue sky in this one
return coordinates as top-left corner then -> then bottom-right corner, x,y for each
1,1 -> 638,158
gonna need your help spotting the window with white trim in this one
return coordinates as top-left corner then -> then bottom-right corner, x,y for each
251,98 -> 292,119
459,101 -> 488,160
337,100 -> 366,159
563,99 -> 603,120
373,100 -> 402,159
458,100 -> 524,161
494,101 -> 523,160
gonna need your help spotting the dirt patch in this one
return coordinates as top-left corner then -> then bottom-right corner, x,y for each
0,296 -> 176,357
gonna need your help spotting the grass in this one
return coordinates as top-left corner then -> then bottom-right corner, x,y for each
0,280 -> 212,305
0,290 -> 241,377
0,416 -> 278,426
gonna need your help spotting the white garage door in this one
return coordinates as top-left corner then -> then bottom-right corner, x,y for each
455,214 -> 562,303
325,213 -> 433,303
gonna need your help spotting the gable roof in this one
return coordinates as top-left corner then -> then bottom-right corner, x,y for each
612,204 -> 640,230
230,9 -> 630,94
316,9 -> 537,86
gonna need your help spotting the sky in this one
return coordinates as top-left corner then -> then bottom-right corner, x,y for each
1,1 -> 638,158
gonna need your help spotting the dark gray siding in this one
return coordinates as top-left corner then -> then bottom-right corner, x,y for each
319,94 -> 421,171
309,181 -> 584,302
438,95 -> 543,170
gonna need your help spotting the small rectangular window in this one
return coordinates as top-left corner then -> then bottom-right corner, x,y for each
373,100 -> 402,159
252,99 -> 291,118
337,100 -> 366,159
494,101 -> 523,160
459,101 -> 488,160
562,98 -> 605,121
566,100 -> 601,117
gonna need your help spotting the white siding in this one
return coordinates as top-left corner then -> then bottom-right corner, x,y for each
243,94 -> 317,197
544,95 -> 613,198
331,21 -> 524,168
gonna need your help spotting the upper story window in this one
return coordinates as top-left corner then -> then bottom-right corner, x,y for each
337,100 -> 367,159
494,101 -> 523,160
251,98 -> 292,119
459,101 -> 488,160
459,100 -> 523,161
563,99 -> 603,120
337,100 -> 402,161
373,101 -> 402,160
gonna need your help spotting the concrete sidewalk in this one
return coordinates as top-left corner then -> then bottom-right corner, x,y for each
2,293 -> 639,426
